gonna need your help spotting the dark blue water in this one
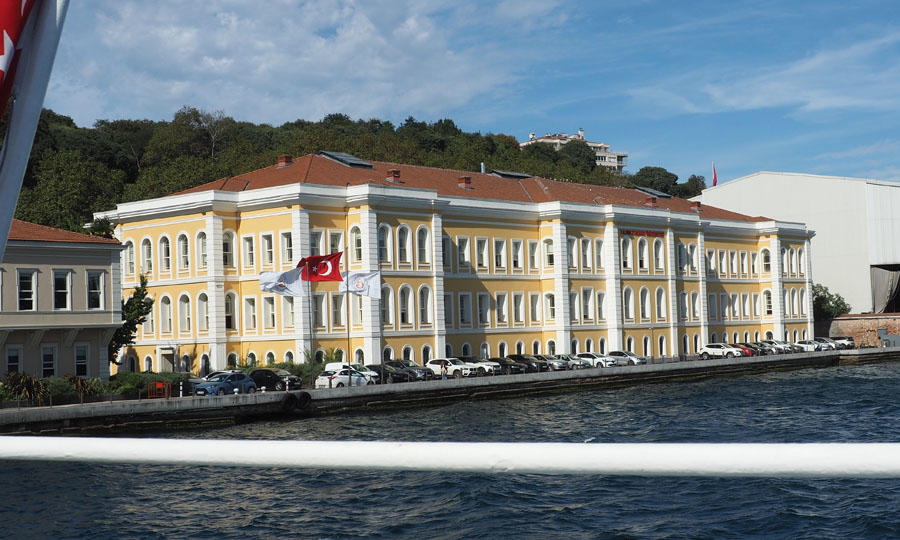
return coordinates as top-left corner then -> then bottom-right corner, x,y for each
3,363 -> 900,539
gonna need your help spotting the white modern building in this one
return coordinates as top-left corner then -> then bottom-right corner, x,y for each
520,129 -> 628,172
694,171 -> 900,314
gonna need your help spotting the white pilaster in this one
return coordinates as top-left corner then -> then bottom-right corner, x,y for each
552,221 -> 571,352
431,212 -> 446,359
359,207 -> 381,363
206,214 -> 227,370
605,223 -> 623,351
770,236 -> 785,339
293,208 -> 313,358
697,229 -> 709,351
665,227 -> 680,356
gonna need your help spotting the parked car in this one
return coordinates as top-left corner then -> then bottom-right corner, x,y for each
831,336 -> 856,349
314,368 -> 374,388
732,343 -> 757,357
365,363 -> 413,383
458,356 -> 499,375
750,342 -> 778,355
194,372 -> 257,396
387,359 -> 435,381
813,337 -> 838,350
576,352 -> 618,368
697,344 -> 744,360
248,368 -> 302,391
608,350 -> 647,366
554,354 -> 592,370
761,340 -> 792,354
324,362 -> 381,383
188,369 -> 241,386
535,354 -> 568,371
507,354 -> 549,372
794,340 -> 821,352
489,357 -> 527,375
426,358 -> 474,378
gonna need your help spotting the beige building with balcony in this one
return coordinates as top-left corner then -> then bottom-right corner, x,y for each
1,219 -> 123,379
520,128 -> 628,172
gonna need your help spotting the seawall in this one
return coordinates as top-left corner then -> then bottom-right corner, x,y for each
1,348 -> 895,434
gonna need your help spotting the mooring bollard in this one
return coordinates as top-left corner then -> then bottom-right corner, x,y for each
234,388 -> 239,395
179,382 -> 183,398
261,386 -> 266,393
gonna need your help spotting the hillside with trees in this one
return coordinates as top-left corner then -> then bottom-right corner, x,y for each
5,107 -> 706,232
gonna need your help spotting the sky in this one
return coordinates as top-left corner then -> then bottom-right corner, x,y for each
42,0 -> 900,184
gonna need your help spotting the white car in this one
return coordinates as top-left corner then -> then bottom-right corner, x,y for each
314,368 -> 374,388
426,358 -> 474,378
576,352 -> 618,368
794,340 -> 821,352
608,350 -> 647,366
698,343 -> 744,359
813,337 -> 838,350
461,357 -> 498,375
324,362 -> 381,383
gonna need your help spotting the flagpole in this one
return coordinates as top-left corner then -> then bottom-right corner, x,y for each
305,260 -> 314,363
345,210 -> 352,368
0,0 -> 68,261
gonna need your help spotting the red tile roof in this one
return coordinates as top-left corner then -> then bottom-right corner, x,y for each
173,154 -> 769,222
8,219 -> 120,244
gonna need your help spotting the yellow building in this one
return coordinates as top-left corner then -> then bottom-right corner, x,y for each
96,151 -> 814,374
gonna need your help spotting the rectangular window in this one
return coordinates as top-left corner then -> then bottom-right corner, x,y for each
87,271 -> 103,310
75,344 -> 88,377
18,270 -> 35,311
708,294 -> 717,320
198,235 -> 207,268
242,236 -> 255,267
582,288 -> 594,320
544,240 -> 554,267
142,241 -> 153,271
567,237 -> 577,268
721,293 -> 729,319
595,239 -> 604,269
740,251 -> 748,275
513,293 -> 524,323
729,251 -> 738,275
477,293 -> 490,326
511,240 -> 523,269
718,251 -> 727,277
753,293 -> 761,317
310,231 -> 323,257
528,241 -> 538,270
222,236 -> 233,267
280,232 -> 293,264
263,296 -> 275,328
597,292 -> 605,320
459,294 -> 472,326
731,293 -> 739,318
706,250 -> 716,275
179,237 -> 189,270
262,234 -> 274,266
742,293 -> 750,318
443,293 -> 453,328
751,253 -> 759,275
198,298 -> 208,332
496,292 -> 508,324
245,298 -> 257,330
457,237 -> 470,267
545,294 -> 556,320
476,238 -> 488,269
351,294 -> 362,326
329,232 -> 343,258
493,239 -> 506,269
313,294 -> 326,327
6,346 -> 21,374
331,293 -> 345,327
41,345 -> 56,378
53,270 -> 70,310
529,293 -> 540,323
442,237 -> 452,269
283,296 -> 295,327
581,238 -> 591,269
570,292 -> 579,321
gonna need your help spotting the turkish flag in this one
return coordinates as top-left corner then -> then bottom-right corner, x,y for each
297,252 -> 343,281
0,0 -> 36,117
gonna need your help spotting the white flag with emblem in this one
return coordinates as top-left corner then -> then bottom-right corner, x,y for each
259,267 -> 306,297
339,271 -> 380,298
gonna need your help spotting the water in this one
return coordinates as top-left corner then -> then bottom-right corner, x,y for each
3,363 -> 900,539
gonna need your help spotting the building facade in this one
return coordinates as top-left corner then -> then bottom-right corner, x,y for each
520,129 -> 628,172
97,152 -> 813,375
1,219 -> 123,379
695,171 -> 900,314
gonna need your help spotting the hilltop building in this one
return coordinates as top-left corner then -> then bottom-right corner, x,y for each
1,219 -> 122,379
96,152 -> 813,375
694,171 -> 900,314
519,128 -> 628,172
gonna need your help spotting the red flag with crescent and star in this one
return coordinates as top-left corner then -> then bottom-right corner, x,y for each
0,0 -> 36,117
297,252 -> 343,281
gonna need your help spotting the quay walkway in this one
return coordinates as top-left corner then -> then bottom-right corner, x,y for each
0,348 -> 895,434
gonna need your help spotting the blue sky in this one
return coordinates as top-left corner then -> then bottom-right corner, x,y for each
43,0 -> 900,183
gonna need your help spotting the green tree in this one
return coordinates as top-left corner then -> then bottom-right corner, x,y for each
109,274 -> 154,363
557,140 -> 596,174
672,174 -> 707,198
630,166 -> 678,194
812,283 -> 850,321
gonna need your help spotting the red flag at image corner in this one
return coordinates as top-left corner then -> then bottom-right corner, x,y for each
712,162 -> 718,187
0,0 -> 37,117
297,252 -> 343,281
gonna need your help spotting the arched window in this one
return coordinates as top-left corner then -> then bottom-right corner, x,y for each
480,342 -> 489,359
418,286 -> 432,325
402,346 -> 413,361
789,248 -> 797,274
123,241 -> 135,275
599,338 -> 606,354
544,293 -> 555,320
285,350 -> 295,363
516,341 -> 524,355
642,336 -> 651,357
247,352 -> 257,366
733,332 -> 739,343
763,290 -> 773,315
798,248 -> 806,275
397,226 -> 411,263
177,234 -> 189,270
532,340 -> 540,354
744,332 -> 750,342
266,351 -> 275,365
160,296 -> 172,333
710,332 -> 718,344
381,285 -> 394,325
761,248 -> 771,273
158,237 -> 171,271
461,343 -> 472,357
791,288 -> 799,317
398,285 -> 413,325
658,335 -> 666,356
144,356 -> 153,372
625,336 -> 634,352
623,287 -> 634,320
655,288 -> 667,320
197,293 -> 209,331
383,347 -> 393,362
802,329 -> 808,340
547,340 -> 556,355
543,238 -> 554,267
498,342 -> 507,357
793,330 -> 798,342
196,232 -> 207,268
799,288 -> 807,315
639,287 -> 650,319
621,237 -> 633,269
352,349 -> 362,363
178,295 -> 191,332
653,239 -> 664,270
222,232 -> 235,266
585,338 -> 593,352
349,226 -> 362,263
227,353 -> 237,368
141,238 -> 153,272
377,224 -> 392,263
181,354 -> 191,372
224,293 -> 236,329
682,335 -> 689,356
637,238 -> 648,270
571,339 -> 579,354
693,334 -> 700,352
315,350 -> 326,363
416,226 -> 430,264
200,354 -> 210,376
445,343 -> 453,357
422,345 -> 432,363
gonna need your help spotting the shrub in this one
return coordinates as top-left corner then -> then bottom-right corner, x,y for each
4,372 -> 47,404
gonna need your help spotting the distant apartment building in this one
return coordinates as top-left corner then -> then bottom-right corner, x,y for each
96,151 -> 811,376
520,128 -> 628,172
1,219 -> 123,379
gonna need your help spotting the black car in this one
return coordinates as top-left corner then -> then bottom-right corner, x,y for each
367,362 -> 414,383
248,368 -> 302,391
506,354 -> 549,373
488,357 -> 526,375
386,359 -> 435,381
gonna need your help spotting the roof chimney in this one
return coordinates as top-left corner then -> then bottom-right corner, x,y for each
386,169 -> 402,183
691,201 -> 702,212
458,176 -> 472,189
277,154 -> 293,168
529,132 -> 535,140
578,128 -> 584,138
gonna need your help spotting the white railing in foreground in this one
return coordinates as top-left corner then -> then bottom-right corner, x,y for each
2,438 -> 899,477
